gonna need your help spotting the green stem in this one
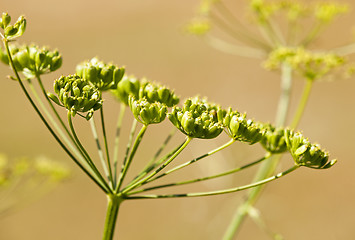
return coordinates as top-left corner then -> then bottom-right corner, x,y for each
36,75 -> 75,145
89,117 -> 111,185
128,154 -> 269,195
122,136 -> 192,194
2,38 -> 109,193
127,165 -> 299,199
116,124 -> 147,192
223,63 -> 293,239
130,128 -> 177,182
113,103 -> 126,187
102,194 -> 123,240
126,140 -> 186,190
146,139 -> 235,184
68,112 -> 111,193
100,107 -> 114,185
290,79 -> 313,129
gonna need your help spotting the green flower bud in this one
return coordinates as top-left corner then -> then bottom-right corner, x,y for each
128,96 -> 167,125
51,75 -> 103,120
139,79 -> 179,107
259,123 -> 287,154
111,75 -> 141,105
168,97 -> 224,139
76,57 -> 125,91
3,15 -> 26,40
0,13 -> 11,29
284,129 -> 336,169
224,109 -> 264,144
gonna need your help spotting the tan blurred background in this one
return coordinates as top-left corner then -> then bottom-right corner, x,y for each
1,0 -> 355,239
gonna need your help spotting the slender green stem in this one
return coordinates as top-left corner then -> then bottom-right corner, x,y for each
126,165 -> 299,199
223,62 -> 293,239
89,117 -> 111,185
210,12 -> 271,51
100,107 -> 114,185
131,128 -> 177,182
116,124 -> 147,192
290,79 -> 313,129
146,139 -> 235,184
301,22 -> 324,47
203,35 -> 266,59
214,1 -> 269,49
36,75 -> 75,144
128,154 -> 269,195
102,194 -> 124,240
68,112 -> 111,193
125,140 -> 187,190
122,137 -> 192,194
113,103 -> 126,187
2,38 -> 109,193
28,78 -> 95,174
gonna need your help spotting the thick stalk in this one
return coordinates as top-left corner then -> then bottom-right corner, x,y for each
102,194 -> 123,240
223,63 -> 293,239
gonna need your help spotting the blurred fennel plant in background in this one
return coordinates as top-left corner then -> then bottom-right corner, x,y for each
187,0 -> 353,238
0,153 -> 70,217
0,1 -> 344,238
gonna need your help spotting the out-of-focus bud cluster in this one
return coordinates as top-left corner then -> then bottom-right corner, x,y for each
76,57 -> 125,91
48,75 -> 103,120
168,97 -> 224,139
264,46 -> 345,81
284,130 -> 336,169
223,109 -> 264,144
249,0 -> 280,23
186,18 -> 211,35
128,96 -> 167,125
0,153 -> 70,215
0,13 -> 26,40
259,123 -> 287,153
314,2 -> 348,23
111,75 -> 141,105
0,44 -> 62,78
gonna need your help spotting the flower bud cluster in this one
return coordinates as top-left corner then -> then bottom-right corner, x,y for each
168,97 -> 224,139
76,57 -> 125,91
128,96 -> 167,125
0,44 -> 62,78
111,75 -> 140,105
259,123 -> 287,153
49,75 -> 102,120
0,13 -> 26,40
314,2 -> 348,23
264,46 -> 345,81
284,130 -> 336,169
186,18 -> 211,35
139,79 -> 179,107
224,109 -> 264,144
